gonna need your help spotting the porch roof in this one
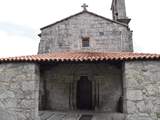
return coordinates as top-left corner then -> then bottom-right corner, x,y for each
0,52 -> 160,63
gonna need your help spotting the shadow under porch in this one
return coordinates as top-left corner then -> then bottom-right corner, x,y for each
38,61 -> 125,120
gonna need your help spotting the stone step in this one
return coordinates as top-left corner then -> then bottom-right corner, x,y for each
62,114 -> 81,120
39,111 -> 125,120
92,113 -> 125,120
47,113 -> 65,120
79,115 -> 93,120
40,111 -> 55,120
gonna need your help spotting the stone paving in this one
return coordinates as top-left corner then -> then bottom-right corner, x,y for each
39,111 -> 125,120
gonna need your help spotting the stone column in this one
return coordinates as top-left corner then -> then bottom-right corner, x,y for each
94,79 -> 100,110
72,79 -> 77,110
0,63 -> 40,120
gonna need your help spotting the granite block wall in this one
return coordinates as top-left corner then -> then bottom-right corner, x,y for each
39,63 -> 122,112
123,61 -> 160,120
38,12 -> 133,54
0,63 -> 40,120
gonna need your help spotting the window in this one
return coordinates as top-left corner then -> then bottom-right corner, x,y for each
82,37 -> 90,47
99,32 -> 104,36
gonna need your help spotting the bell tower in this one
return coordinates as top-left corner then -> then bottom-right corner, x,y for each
111,0 -> 131,24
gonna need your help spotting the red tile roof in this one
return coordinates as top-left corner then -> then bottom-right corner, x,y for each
0,52 -> 160,63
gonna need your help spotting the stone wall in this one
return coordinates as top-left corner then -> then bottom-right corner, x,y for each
40,62 -> 122,112
123,61 -> 160,120
0,63 -> 40,120
38,12 -> 133,54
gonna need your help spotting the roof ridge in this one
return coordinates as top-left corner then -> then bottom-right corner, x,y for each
40,10 -> 128,30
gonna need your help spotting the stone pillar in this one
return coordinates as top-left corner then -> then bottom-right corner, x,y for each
0,63 -> 40,120
72,80 -> 77,110
95,79 -> 100,110
123,61 -> 160,120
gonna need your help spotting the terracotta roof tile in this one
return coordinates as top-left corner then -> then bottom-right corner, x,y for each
0,52 -> 160,63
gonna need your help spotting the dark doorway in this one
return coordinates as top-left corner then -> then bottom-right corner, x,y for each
76,76 -> 92,110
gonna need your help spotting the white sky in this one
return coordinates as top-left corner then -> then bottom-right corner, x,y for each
0,0 -> 160,57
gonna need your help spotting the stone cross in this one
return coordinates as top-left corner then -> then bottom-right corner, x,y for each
81,3 -> 88,11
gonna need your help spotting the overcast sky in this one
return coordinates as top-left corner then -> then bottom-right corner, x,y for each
0,0 -> 160,57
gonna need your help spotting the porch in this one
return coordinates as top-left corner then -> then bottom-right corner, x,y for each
39,62 -> 123,112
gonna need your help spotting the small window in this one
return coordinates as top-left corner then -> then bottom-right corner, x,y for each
99,32 -> 104,36
82,37 -> 90,47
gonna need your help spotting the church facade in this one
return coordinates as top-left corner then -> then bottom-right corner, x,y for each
0,0 -> 160,120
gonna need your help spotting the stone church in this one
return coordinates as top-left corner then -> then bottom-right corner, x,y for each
0,0 -> 160,120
